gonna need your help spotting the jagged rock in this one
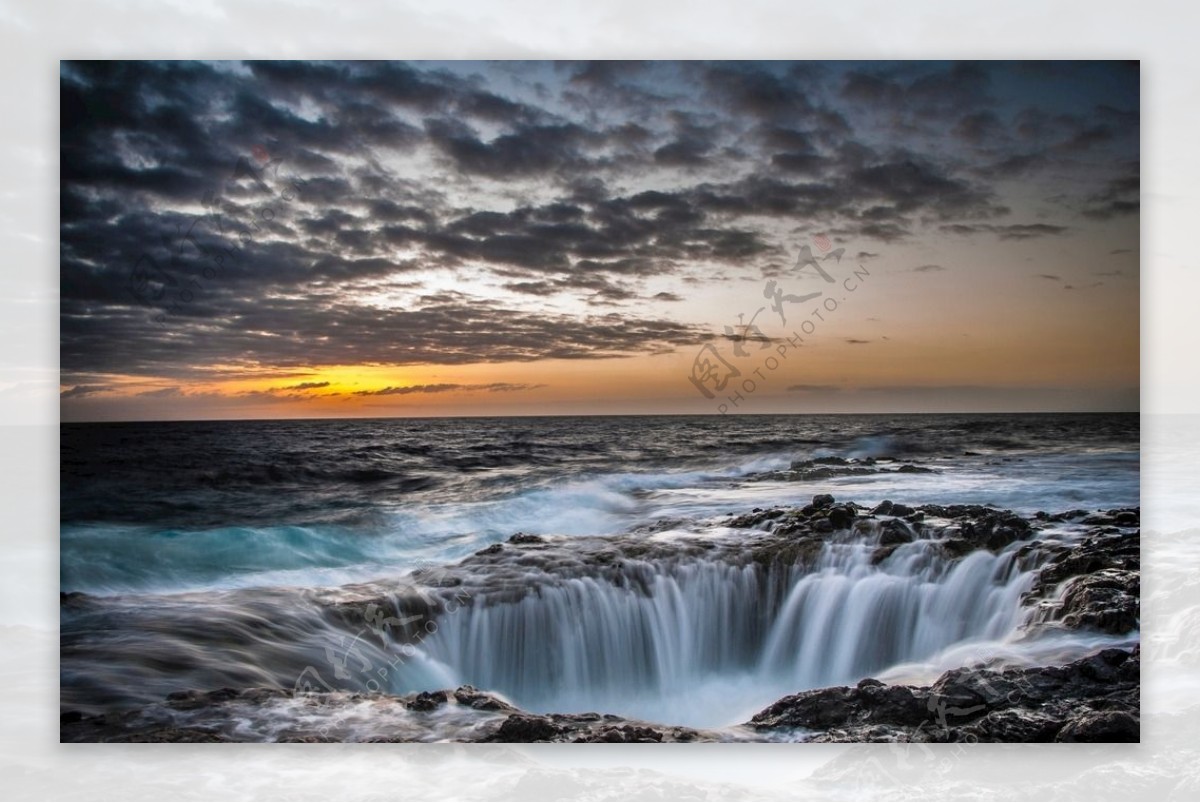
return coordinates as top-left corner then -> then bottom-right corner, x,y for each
752,537 -> 823,567
1056,570 -> 1140,634
727,507 -> 786,530
406,690 -> 448,711
453,685 -> 516,712
573,724 -> 665,743
1055,709 -> 1139,742
750,679 -> 927,731
1029,529 -> 1139,598
827,505 -> 854,530
750,647 -> 1139,743
938,538 -> 976,559
878,519 -> 914,546
509,533 -> 545,544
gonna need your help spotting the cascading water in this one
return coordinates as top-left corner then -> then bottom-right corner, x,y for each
400,532 -> 1041,728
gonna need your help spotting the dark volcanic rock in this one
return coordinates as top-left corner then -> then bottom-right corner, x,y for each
812,493 -> 836,508
878,519 -> 915,546
453,685 -> 517,712
750,679 -> 927,731
406,690 -> 448,712
1056,570 -> 1140,634
572,724 -> 665,743
1026,525 -> 1140,635
749,647 -> 1139,743
1055,709 -> 1139,742
827,505 -> 855,530
491,714 -> 562,742
1033,529 -> 1139,592
751,537 -> 823,568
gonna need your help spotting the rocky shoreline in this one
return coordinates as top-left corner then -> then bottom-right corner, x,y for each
61,496 -> 1140,743
60,645 -> 1139,743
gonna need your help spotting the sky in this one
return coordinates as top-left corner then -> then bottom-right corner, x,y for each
59,60 -> 1139,421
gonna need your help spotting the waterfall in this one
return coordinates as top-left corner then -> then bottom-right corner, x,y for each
400,536 -> 1039,727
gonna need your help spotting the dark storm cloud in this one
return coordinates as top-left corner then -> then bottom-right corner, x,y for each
61,291 -> 713,380
424,118 -> 603,178
650,111 -> 722,168
60,384 -> 110,398
841,62 -> 993,123
953,112 -> 1005,145
1082,170 -> 1140,220
703,64 -> 814,120
59,60 -> 1136,387
939,222 -> 1069,240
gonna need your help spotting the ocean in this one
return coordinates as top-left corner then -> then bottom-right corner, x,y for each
60,413 -> 1139,737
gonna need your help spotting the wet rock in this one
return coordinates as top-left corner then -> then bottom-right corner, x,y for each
574,724 -> 665,743
476,543 -> 503,556
896,464 -> 935,474
1029,530 -> 1139,599
878,519 -> 914,546
889,503 -> 914,517
938,538 -> 976,559
509,533 -> 545,545
751,647 -> 1139,743
491,714 -> 561,742
1113,509 -> 1139,527
870,544 -> 901,565
727,507 -> 786,530
1056,570 -> 1140,634
752,538 -> 823,568
1055,709 -> 1139,742
956,511 -> 1034,552
871,500 -> 894,515
812,493 -> 835,508
827,506 -> 854,530
406,690 -> 448,712
750,679 -> 927,731
453,685 -> 517,712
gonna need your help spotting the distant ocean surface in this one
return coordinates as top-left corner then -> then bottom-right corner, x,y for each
60,413 -> 1139,731
61,413 -> 1138,594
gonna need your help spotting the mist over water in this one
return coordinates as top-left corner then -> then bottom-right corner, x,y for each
60,413 -> 1139,730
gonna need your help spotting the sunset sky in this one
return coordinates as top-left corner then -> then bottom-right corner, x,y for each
59,60 -> 1139,420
